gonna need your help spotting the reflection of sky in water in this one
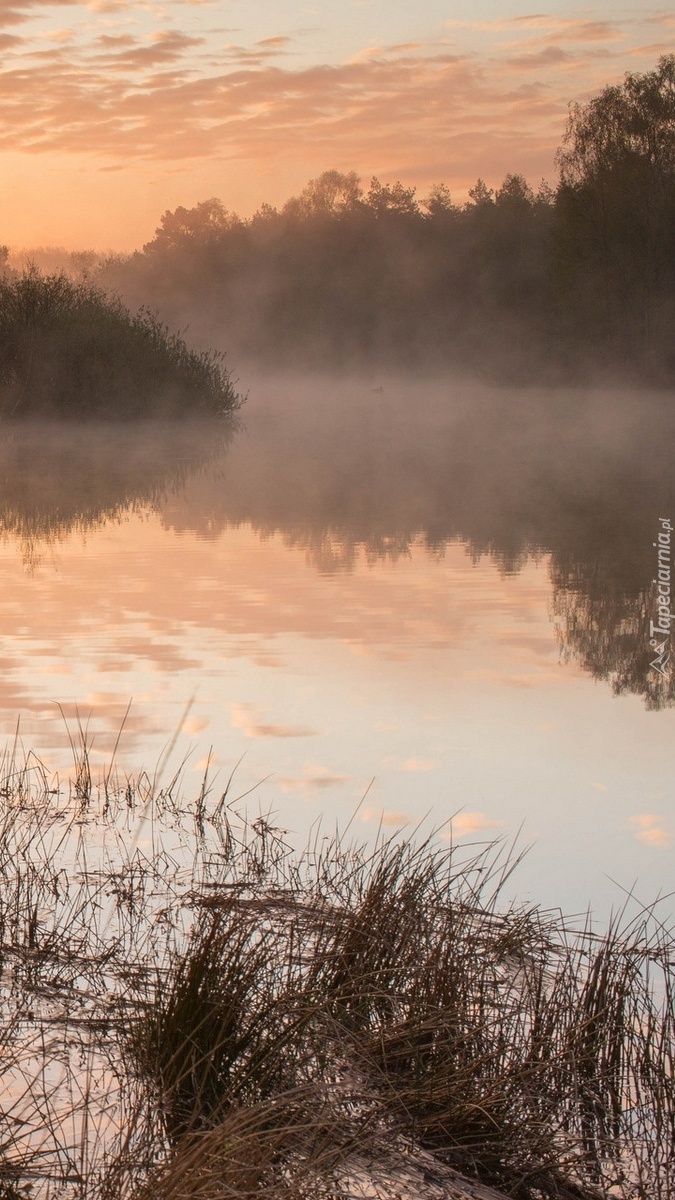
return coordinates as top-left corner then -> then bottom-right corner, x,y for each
1,511 -> 673,920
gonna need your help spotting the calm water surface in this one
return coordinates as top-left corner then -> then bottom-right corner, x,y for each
1,376 -> 674,918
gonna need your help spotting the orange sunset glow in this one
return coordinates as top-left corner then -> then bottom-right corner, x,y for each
0,3 -> 673,249
1,4 -> 675,1194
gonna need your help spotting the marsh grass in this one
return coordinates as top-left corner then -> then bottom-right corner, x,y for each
0,270 -> 242,419
0,739 -> 672,1199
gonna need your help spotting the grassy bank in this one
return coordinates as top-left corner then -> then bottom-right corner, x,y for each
0,270 -> 242,419
0,742 -> 672,1199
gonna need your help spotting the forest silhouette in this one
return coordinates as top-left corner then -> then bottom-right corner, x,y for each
85,56 -> 675,384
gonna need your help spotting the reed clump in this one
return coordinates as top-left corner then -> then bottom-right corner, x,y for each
0,741 -> 672,1199
0,270 -> 242,419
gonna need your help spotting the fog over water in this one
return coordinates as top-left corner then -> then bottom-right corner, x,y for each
1,374 -> 674,917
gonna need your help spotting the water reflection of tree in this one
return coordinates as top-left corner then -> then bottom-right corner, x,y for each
0,420 -> 228,567
3,392 -> 675,708
551,562 -> 674,711
158,385 -> 675,709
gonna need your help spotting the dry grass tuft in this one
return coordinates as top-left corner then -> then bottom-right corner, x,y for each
0,741 -> 672,1199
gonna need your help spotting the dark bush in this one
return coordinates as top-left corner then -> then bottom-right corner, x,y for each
0,270 -> 242,419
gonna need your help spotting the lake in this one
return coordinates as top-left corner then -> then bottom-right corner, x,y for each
1,374 -> 674,920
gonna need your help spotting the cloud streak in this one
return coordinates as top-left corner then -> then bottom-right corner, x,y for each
0,16 -> 661,170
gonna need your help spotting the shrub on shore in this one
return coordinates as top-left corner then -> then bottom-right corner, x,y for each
0,270 -> 242,419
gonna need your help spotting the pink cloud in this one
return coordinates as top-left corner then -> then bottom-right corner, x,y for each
505,46 -> 574,71
256,35 -> 293,48
627,42 -> 675,58
0,46 -> 557,166
92,29 -> 204,69
447,16 -> 623,43
0,0 -> 79,26
527,20 -> 623,46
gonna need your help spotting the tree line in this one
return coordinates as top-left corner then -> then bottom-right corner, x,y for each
19,55 -> 675,384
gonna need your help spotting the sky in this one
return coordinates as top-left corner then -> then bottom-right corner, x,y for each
0,2 -> 672,248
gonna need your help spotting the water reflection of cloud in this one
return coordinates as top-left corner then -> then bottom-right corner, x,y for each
0,514 -> 559,770
361,807 -> 410,827
462,668 -> 564,688
630,815 -> 671,847
2,510 -> 554,666
182,715 -> 210,735
231,703 -> 319,739
495,633 -> 560,656
116,637 -> 201,673
251,654 -> 285,669
278,765 -> 349,797
444,812 -> 499,837
195,753 -> 220,771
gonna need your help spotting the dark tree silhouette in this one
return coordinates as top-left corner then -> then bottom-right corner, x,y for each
91,59 -> 675,384
555,55 -> 675,374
